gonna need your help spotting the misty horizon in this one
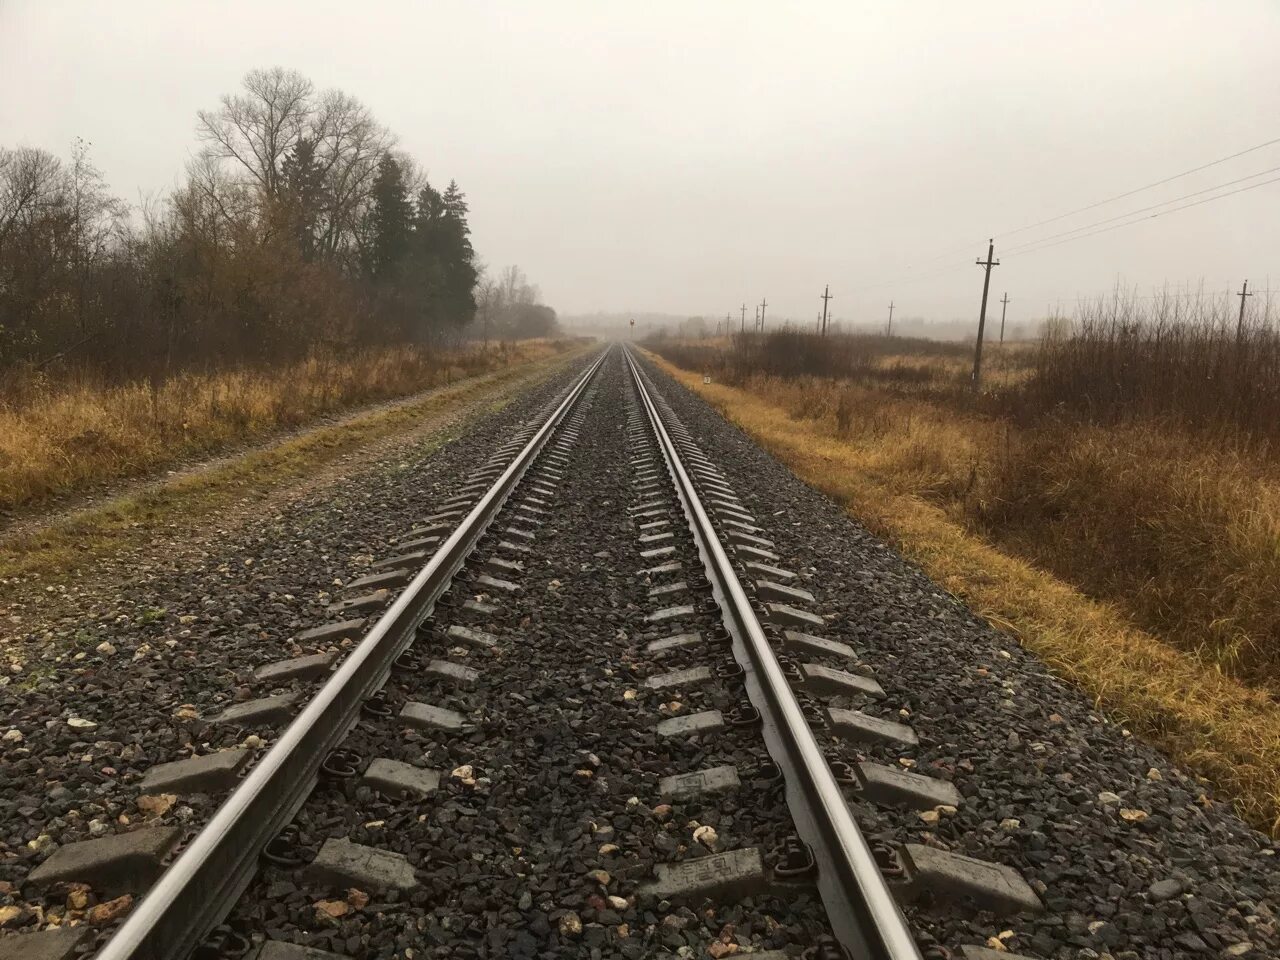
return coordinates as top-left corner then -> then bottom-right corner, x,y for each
3,1 -> 1277,332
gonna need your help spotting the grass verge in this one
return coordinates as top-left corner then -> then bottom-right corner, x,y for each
0,340 -> 574,515
647,350 -> 1280,836
0,343 -> 590,587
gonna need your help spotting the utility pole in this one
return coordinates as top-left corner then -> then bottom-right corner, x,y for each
998,292 -> 1010,344
740,303 -> 747,333
820,285 -> 832,336
754,304 -> 760,331
886,301 -> 895,337
1237,279 -> 1253,341
971,239 -> 999,391
759,296 -> 768,331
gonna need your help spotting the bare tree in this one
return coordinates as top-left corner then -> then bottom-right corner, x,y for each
197,67 -> 314,200
0,147 -> 64,248
0,69 -> 493,376
310,89 -> 393,258
67,138 -> 124,334
487,265 -> 556,339
475,275 -> 498,346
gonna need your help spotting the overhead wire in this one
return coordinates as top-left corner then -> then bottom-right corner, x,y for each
1000,164 -> 1280,256
996,134 -> 1280,240
1003,173 -> 1280,260
863,134 -> 1280,286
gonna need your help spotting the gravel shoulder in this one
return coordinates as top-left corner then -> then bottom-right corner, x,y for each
636,352 -> 1280,960
0,344 -> 591,665
0,352 -> 591,916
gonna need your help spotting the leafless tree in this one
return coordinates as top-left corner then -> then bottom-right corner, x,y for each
310,89 -> 394,258
197,67 -> 313,200
475,275 -> 498,346
0,70 -> 493,377
0,147 -> 64,248
196,69 -> 393,263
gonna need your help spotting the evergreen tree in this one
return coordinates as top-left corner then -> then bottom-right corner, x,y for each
412,182 -> 445,264
441,179 -> 472,257
280,137 -> 325,261
368,154 -> 411,281
438,179 -> 477,327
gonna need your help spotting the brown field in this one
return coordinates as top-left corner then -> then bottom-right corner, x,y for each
647,313 -> 1280,834
0,339 -> 576,517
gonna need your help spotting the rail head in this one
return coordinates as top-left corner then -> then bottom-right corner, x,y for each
624,346 -> 922,960
98,346 -> 610,960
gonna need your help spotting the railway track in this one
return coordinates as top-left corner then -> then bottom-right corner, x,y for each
3,345 -> 1276,960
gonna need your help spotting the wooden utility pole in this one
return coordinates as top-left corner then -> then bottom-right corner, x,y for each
971,239 -> 999,391
998,292 -> 1010,344
1237,279 -> 1253,341
754,304 -> 760,330
820,285 -> 832,336
759,296 -> 768,330
740,303 -> 747,333
886,301 -> 895,337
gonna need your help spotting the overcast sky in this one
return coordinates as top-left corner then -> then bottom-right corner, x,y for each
3,1 -> 1278,329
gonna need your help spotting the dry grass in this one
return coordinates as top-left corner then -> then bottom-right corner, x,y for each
0,339 -> 574,514
648,351 -> 1280,835
980,423 -> 1280,684
698,370 -> 1280,689
0,341 -> 591,586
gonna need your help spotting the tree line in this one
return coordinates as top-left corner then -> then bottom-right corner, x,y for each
0,67 -> 556,379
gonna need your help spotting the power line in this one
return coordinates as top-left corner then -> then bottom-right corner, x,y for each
1004,173 -> 1280,260
850,133 -> 1280,285
1001,163 -> 1280,256
971,240 -> 999,391
848,163 -> 1280,294
1062,288 -> 1276,301
997,134 -> 1280,240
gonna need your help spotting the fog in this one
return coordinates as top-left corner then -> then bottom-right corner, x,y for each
3,1 -> 1277,332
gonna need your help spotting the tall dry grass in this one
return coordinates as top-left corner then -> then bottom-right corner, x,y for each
979,422 -> 1280,683
649,310 -> 1280,690
0,339 -> 573,513
648,354 -> 1280,833
1022,289 -> 1280,442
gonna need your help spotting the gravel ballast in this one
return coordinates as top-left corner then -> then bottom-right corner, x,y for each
0,354 -> 594,950
223,352 -> 834,958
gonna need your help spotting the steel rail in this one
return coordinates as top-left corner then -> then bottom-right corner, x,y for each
99,347 -> 610,960
625,347 -> 922,960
